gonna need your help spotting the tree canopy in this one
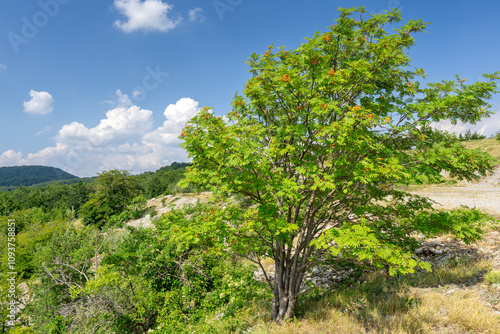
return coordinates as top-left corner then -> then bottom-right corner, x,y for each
180,7 -> 499,321
79,170 -> 138,227
0,165 -> 78,188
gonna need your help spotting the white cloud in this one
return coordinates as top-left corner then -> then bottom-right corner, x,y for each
36,126 -> 52,136
0,150 -> 24,166
113,0 -> 182,33
115,89 -> 133,107
189,8 -> 204,22
0,64 -> 6,71
432,110 -> 500,137
56,105 -> 153,147
23,90 -> 54,115
163,97 -> 200,123
431,120 -> 467,134
1,97 -> 201,177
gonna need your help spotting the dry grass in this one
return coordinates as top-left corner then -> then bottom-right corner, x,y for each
462,137 -> 500,163
243,257 -> 500,334
261,257 -> 275,273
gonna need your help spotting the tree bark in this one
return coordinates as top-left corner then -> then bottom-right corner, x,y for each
271,251 -> 305,322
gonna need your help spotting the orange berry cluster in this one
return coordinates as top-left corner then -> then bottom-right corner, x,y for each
280,74 -> 291,82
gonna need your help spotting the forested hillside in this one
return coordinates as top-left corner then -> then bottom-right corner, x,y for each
0,165 -> 78,188
0,162 -> 192,217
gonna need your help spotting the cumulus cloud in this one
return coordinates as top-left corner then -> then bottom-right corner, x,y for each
23,90 -> 54,115
432,110 -> 500,137
56,105 -> 153,147
1,97 -> 201,177
163,97 -> 200,123
189,8 -> 204,22
113,0 -> 182,33
0,150 -> 24,166
144,98 -> 199,142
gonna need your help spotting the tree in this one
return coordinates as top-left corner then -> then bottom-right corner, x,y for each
180,7 -> 499,321
79,170 -> 138,227
457,129 -> 486,141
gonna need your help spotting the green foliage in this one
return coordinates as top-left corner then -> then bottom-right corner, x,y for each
457,129 -> 486,141
13,203 -> 262,333
0,165 -> 78,187
180,6 -> 499,321
0,163 -> 189,220
135,163 -> 196,197
99,203 -> 264,333
0,180 -> 91,217
485,270 -> 500,285
410,207 -> 487,244
107,195 -> 148,227
22,222 -> 101,333
1,218 -> 67,278
79,170 -> 138,227
496,131 -> 500,142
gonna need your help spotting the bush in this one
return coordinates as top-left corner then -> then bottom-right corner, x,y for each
19,203 -> 264,333
485,270 -> 500,285
79,170 -> 138,227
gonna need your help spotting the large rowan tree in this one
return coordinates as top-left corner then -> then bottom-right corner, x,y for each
180,7 -> 499,321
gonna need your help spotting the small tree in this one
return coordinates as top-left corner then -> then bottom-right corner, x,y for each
80,170 -> 138,227
180,7 -> 499,321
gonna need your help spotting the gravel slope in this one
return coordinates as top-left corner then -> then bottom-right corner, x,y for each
409,166 -> 500,217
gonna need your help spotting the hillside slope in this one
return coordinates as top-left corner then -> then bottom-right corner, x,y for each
462,137 -> 500,162
0,165 -> 78,187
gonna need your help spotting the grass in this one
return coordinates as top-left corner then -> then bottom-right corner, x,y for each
200,253 -> 500,334
462,137 -> 500,163
246,257 -> 498,334
485,270 -> 500,285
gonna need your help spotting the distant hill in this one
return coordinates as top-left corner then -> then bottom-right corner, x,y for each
0,165 -> 79,187
157,161 -> 191,172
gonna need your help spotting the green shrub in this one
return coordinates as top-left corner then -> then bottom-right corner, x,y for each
21,202 -> 264,333
485,270 -> 500,285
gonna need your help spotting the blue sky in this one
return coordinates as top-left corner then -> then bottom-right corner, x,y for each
0,0 -> 499,177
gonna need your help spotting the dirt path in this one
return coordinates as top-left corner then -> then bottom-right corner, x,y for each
409,186 -> 500,217
409,166 -> 500,217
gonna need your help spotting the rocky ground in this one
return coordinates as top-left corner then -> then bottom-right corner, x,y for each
126,192 -> 211,229
409,166 -> 500,217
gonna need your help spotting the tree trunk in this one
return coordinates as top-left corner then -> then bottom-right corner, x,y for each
271,255 -> 304,322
